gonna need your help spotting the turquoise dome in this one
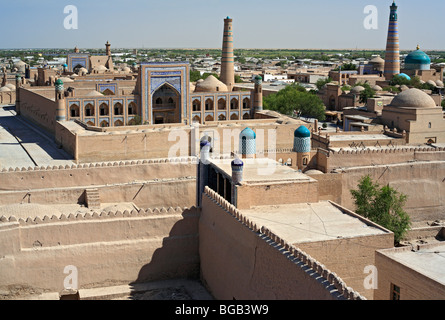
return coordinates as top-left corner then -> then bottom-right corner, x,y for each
398,73 -> 411,81
240,127 -> 256,139
294,126 -> 311,138
404,47 -> 431,70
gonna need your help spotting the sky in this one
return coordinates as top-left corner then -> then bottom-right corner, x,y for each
2,0 -> 444,50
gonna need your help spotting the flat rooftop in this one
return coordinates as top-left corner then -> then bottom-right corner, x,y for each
209,157 -> 316,184
0,106 -> 74,169
329,134 -> 394,142
242,201 -> 390,244
378,244 -> 445,285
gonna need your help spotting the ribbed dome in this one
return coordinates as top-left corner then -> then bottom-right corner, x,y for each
240,127 -> 256,139
372,85 -> 383,91
194,75 -> 228,92
294,125 -> 311,138
389,88 -> 436,109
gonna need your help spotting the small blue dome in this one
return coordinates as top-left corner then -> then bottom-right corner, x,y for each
397,73 -> 411,81
240,127 -> 256,139
231,158 -> 244,167
294,126 -> 311,138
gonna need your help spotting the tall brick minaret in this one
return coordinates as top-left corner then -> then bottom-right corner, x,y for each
220,16 -> 235,91
384,1 -> 400,80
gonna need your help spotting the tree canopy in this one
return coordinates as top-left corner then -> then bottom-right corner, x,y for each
350,175 -> 411,244
315,77 -> 332,90
264,84 -> 326,120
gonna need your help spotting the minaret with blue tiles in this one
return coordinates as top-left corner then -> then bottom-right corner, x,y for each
384,1 -> 400,80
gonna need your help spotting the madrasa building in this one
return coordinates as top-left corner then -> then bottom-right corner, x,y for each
17,17 -> 259,129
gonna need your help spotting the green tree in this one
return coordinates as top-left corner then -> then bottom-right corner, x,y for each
359,86 -> 376,104
315,77 -> 332,90
333,62 -> 357,71
351,175 -> 411,244
390,74 -> 411,86
264,84 -> 326,120
190,70 -> 202,82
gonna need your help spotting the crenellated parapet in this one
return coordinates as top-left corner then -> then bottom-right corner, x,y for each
0,206 -> 187,227
0,156 -> 199,174
329,146 -> 441,156
203,186 -> 366,300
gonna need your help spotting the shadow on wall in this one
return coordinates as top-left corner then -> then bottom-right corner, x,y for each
0,107 -> 73,161
128,207 -> 202,300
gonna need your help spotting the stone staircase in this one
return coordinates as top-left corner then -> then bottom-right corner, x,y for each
85,188 -> 101,210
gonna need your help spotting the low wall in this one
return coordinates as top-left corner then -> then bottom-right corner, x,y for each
19,87 -> 56,134
0,206 -> 200,298
0,158 -> 197,208
306,173 -> 343,203
199,187 -> 365,300
340,160 -> 445,222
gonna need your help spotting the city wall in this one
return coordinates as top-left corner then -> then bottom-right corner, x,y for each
0,206 -> 200,297
56,120 -> 300,163
317,146 -> 445,173
339,160 -> 445,222
0,158 -> 197,209
19,88 -> 56,134
199,187 -> 365,300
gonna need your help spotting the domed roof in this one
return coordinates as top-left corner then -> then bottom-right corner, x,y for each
122,67 -> 131,72
436,80 -> 444,87
400,84 -> 409,91
389,88 -> 437,109
370,56 -> 385,64
231,158 -> 244,167
294,125 -> 311,138
94,65 -> 108,71
58,77 -> 74,83
427,80 -> 437,87
372,85 -> 382,91
13,60 -> 26,67
398,73 -> 411,81
0,86 -> 11,92
351,86 -> 365,94
405,47 -> 431,67
4,83 -> 15,90
54,78 -> 64,85
194,75 -> 228,92
304,169 -> 324,175
85,90 -> 104,97
240,127 -> 256,139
